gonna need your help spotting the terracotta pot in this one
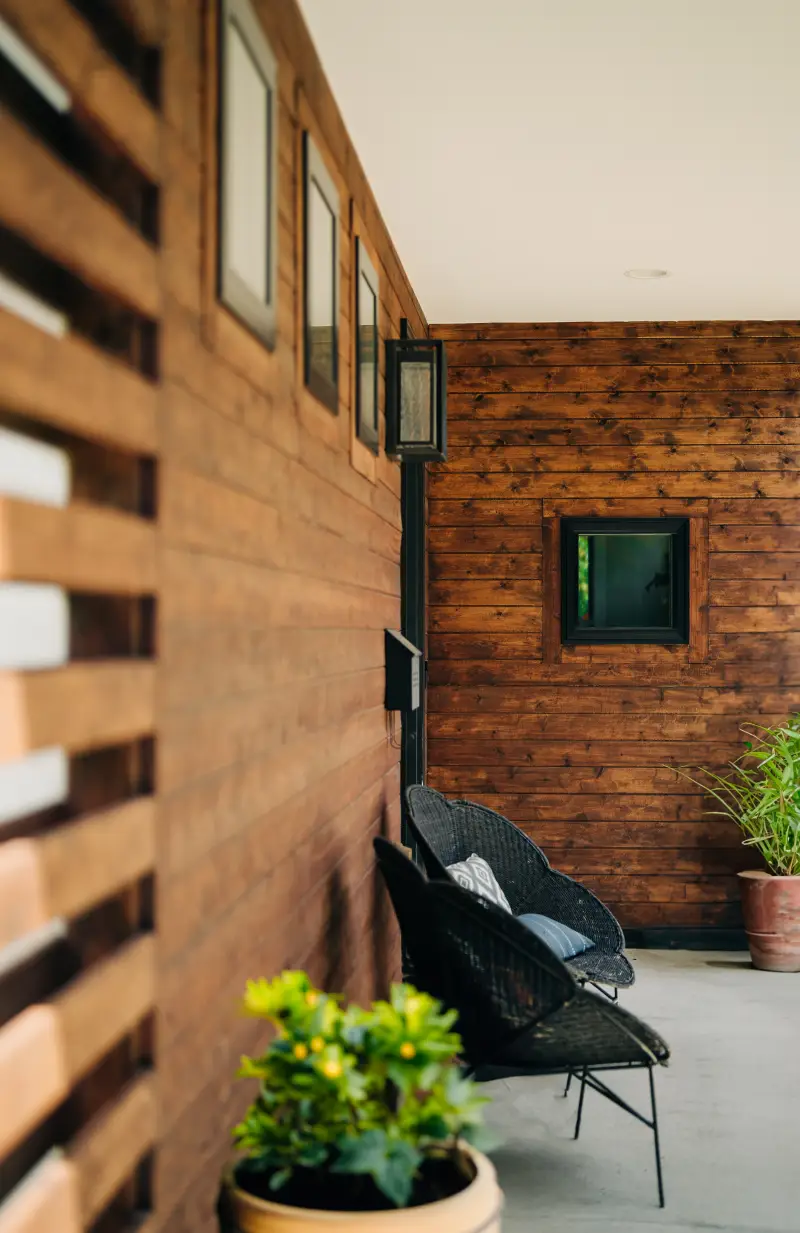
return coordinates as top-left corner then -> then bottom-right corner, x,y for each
222,1149 -> 503,1233
738,871 -> 800,972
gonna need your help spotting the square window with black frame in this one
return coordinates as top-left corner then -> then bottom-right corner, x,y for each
561,517 -> 689,644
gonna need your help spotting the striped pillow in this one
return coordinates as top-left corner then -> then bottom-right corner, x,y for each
516,913 -> 595,961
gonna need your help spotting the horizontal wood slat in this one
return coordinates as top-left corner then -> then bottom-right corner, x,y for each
0,662 -> 156,760
447,363 -> 800,393
447,420 -> 800,447
0,935 -> 154,1158
0,309 -> 157,452
0,499 -> 156,593
0,1152 -> 81,1233
446,392 -> 800,420
444,338 -> 800,366
65,1072 -> 156,1225
438,446 -> 800,473
0,111 -> 159,318
0,1073 -> 155,1233
431,321 -> 800,341
1,0 -> 160,179
0,797 -> 155,949
429,472 -> 800,499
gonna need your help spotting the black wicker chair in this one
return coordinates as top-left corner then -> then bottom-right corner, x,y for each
406,785 -> 634,991
374,837 -> 670,1207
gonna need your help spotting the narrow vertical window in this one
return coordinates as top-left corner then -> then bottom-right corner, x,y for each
303,133 -> 340,413
355,238 -> 379,452
219,0 -> 278,347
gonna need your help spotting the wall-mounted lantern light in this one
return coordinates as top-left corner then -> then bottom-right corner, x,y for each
385,337 -> 447,461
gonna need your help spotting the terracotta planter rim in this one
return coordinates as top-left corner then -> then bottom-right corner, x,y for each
738,870 -> 800,880
223,1148 -> 500,1223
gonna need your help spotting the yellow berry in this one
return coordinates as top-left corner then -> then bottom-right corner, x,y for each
305,992 -> 319,1007
322,1059 -> 342,1079
399,1042 -> 416,1060
310,1036 -> 325,1053
293,1043 -> 309,1060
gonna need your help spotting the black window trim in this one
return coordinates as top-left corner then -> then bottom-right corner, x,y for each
561,516 -> 690,645
303,131 -> 340,414
355,235 -> 379,453
219,0 -> 278,349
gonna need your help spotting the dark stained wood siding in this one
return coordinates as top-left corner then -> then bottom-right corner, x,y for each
427,321 -> 800,931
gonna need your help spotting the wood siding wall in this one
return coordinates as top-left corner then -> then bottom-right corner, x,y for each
427,320 -> 800,933
0,4 -> 424,1233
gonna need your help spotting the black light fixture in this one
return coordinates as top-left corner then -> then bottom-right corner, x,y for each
385,335 -> 447,460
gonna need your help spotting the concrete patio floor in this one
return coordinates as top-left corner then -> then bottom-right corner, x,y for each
484,950 -> 800,1233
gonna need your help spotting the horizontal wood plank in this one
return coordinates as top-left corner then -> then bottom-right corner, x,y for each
444,338 -> 800,366
0,798 -> 155,949
0,499 -> 156,593
429,553 -> 542,580
518,820 -> 742,849
66,1072 -> 156,1224
0,935 -> 153,1158
2,0 -> 160,179
437,445 -> 800,474
428,579 -> 542,606
0,309 -> 157,452
427,738 -> 737,767
429,471 -> 800,499
709,499 -> 800,524
428,606 -> 542,633
427,712 -> 779,741
428,526 -> 542,552
427,766 -> 695,794
447,363 -> 800,394
0,111 -> 159,317
427,685 -> 800,714
709,525 -> 800,552
446,391 -> 800,421
432,791 -> 706,822
431,321 -> 800,341
0,1151 -> 81,1233
447,419 -> 800,447
0,662 -> 155,759
709,552 -> 800,579
428,499 -> 544,527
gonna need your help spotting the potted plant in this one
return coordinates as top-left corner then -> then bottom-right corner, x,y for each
218,970 -> 503,1231
675,717 -> 800,972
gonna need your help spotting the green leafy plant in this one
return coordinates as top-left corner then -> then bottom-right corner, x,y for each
232,971 -> 490,1209
673,716 -> 800,876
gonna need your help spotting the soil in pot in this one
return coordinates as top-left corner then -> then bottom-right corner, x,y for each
234,1151 -> 474,1213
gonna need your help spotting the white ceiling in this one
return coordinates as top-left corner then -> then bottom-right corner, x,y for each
298,0 -> 800,324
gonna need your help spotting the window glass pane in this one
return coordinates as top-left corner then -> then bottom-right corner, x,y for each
226,23 -> 269,302
358,271 -> 377,433
580,533 -> 672,629
400,361 -> 432,443
308,179 -> 336,383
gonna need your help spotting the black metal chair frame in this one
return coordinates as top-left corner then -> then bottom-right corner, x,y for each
405,785 -> 635,991
374,837 -> 669,1207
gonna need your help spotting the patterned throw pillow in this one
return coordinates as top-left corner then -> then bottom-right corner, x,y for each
446,853 -> 512,913
516,913 -> 595,961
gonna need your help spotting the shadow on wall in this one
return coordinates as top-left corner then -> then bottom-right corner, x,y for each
320,793 -> 395,1001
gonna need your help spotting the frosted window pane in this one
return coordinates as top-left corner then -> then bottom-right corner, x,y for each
400,362 -> 432,442
308,180 -> 335,382
227,23 -> 269,302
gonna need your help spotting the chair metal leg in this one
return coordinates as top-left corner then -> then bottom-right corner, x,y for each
648,1064 -> 665,1208
563,1068 -> 573,1098
573,1066 -> 588,1139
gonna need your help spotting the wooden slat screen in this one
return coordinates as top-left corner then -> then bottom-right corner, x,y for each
0,5 -> 160,1232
